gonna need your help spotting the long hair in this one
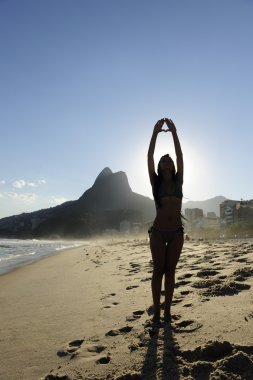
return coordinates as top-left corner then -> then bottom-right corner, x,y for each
153,154 -> 177,208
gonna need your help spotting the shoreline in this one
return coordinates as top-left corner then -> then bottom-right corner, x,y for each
0,243 -> 103,380
1,237 -> 253,380
1,235 -> 252,278
0,238 -> 89,276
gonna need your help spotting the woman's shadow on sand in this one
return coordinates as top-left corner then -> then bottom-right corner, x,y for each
141,320 -> 180,379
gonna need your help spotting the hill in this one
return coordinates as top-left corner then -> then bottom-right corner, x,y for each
0,168 -> 155,238
182,196 -> 227,217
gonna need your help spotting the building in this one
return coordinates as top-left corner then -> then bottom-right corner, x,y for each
207,212 -> 216,219
203,215 -> 220,229
234,200 -> 253,224
185,208 -> 203,222
220,200 -> 237,225
185,208 -> 204,229
220,199 -> 253,225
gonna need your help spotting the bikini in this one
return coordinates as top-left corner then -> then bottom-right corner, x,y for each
148,180 -> 184,243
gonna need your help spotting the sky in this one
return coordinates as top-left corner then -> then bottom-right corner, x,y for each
0,0 -> 253,219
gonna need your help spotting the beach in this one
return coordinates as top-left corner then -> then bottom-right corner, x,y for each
0,237 -> 253,380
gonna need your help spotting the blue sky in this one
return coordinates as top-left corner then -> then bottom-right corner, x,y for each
0,0 -> 253,218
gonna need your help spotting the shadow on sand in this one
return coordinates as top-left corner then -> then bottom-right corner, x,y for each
141,319 -> 180,379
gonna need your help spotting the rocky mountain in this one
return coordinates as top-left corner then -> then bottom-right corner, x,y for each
182,196 -> 227,217
0,168 -> 155,238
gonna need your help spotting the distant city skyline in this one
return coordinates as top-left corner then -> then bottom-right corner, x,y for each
1,0 -> 253,218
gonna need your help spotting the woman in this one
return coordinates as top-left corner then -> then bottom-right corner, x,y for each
147,118 -> 184,323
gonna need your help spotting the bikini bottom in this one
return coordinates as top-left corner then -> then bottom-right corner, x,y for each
148,225 -> 184,244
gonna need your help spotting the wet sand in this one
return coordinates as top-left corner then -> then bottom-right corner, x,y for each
0,238 -> 253,379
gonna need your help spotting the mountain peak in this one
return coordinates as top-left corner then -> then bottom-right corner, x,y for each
95,167 -> 113,182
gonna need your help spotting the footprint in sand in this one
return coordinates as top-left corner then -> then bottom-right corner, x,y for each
140,276 -> 152,282
133,310 -> 145,318
212,263 -> 223,267
245,312 -> 253,321
174,319 -> 202,333
104,300 -> 119,308
96,355 -> 111,364
101,292 -> 116,300
126,269 -> 141,276
175,280 -> 192,288
102,293 -> 119,308
188,266 -> 201,271
59,340 -> 109,365
180,290 -> 192,295
196,269 -> 220,278
87,344 -> 107,354
172,298 -> 184,305
130,262 -> 141,268
233,268 -> 253,281
126,285 -> 139,290
236,258 -> 249,263
57,339 -> 84,359
105,326 -> 133,337
126,310 -> 145,322
178,273 -> 194,280
129,269 -> 140,273
218,275 -> 227,280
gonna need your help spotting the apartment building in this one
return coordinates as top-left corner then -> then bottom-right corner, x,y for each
220,199 -> 253,225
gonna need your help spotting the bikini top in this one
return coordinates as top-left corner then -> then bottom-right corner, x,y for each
157,180 -> 183,200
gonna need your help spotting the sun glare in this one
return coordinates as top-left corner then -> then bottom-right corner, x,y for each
183,143 -> 214,201
125,134 -> 214,202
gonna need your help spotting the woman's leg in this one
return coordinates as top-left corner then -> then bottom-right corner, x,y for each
149,229 -> 167,320
164,232 -> 184,318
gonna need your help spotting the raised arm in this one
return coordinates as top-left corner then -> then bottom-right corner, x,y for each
147,119 -> 164,186
165,118 -> 184,184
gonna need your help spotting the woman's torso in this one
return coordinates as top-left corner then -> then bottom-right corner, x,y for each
153,179 -> 183,230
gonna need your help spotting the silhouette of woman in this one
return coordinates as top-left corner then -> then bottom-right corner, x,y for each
147,118 -> 184,323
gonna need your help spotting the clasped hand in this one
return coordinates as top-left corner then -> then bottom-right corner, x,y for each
154,118 -> 176,134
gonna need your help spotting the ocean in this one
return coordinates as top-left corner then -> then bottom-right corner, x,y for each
0,238 -> 86,275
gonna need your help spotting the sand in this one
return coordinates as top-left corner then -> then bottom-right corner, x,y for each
0,237 -> 253,380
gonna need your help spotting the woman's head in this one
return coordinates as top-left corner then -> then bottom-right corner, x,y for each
157,154 -> 176,178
